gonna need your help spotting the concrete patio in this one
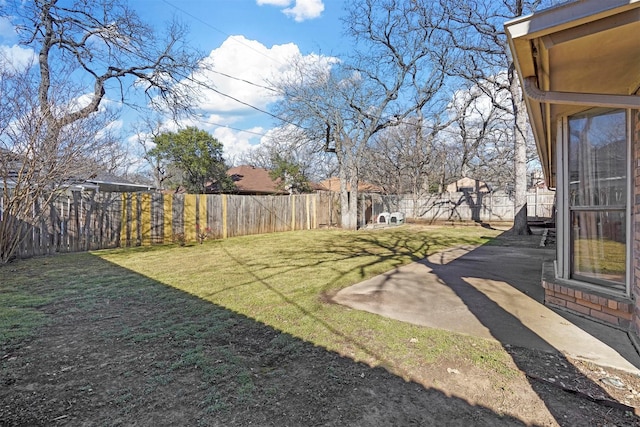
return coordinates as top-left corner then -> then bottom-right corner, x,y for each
333,229 -> 640,374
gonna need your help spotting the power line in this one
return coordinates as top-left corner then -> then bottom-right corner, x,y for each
157,0 -> 309,132
209,69 -> 277,93
194,116 -> 268,137
161,0 -> 286,66
162,0 -> 427,138
178,71 -> 304,129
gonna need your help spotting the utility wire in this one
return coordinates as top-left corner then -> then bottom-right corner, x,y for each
161,0 -> 287,66
156,0 -> 307,132
194,116 -> 268,137
177,70 -> 304,129
163,0 -> 428,136
209,69 -> 277,93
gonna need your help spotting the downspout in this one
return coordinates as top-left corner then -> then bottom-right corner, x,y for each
522,77 -> 640,108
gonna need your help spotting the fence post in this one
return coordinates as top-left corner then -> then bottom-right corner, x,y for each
197,194 -> 206,236
71,191 -> 81,252
163,194 -> 172,244
361,193 -> 365,229
291,196 -> 296,231
222,194 -> 228,239
312,194 -> 317,229
132,193 -> 140,246
306,194 -> 311,229
120,193 -> 128,247
140,193 -> 151,245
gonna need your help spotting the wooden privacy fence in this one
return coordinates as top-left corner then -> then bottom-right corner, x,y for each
120,192 -> 337,247
2,188 -> 554,259
2,191 -> 339,260
2,191 -> 123,260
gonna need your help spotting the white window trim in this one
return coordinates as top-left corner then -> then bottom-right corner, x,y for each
557,117 -> 568,279
556,109 -> 632,297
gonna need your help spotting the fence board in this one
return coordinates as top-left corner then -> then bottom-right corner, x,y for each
112,192 -> 330,248
1,191 -> 122,261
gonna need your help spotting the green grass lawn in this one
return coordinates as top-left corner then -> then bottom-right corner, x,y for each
95,226 -> 509,373
573,238 -> 626,281
1,225 -> 512,380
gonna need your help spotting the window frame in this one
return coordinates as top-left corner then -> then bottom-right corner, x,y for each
557,108 -> 632,296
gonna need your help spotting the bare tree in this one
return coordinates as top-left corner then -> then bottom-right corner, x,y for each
272,0 -> 452,229
132,115 -> 174,189
441,80 -> 517,190
240,125 -> 337,183
0,63 -> 123,262
0,0 -> 203,262
438,0 -> 552,234
361,114 -> 451,196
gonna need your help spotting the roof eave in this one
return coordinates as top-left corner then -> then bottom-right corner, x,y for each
505,0 -> 640,190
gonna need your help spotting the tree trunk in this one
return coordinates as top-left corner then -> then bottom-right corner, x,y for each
339,173 -> 359,231
511,69 -> 530,235
347,175 -> 359,230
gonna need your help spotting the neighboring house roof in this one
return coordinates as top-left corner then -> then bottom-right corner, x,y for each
316,177 -> 383,193
226,165 -> 285,195
2,156 -> 155,192
505,0 -> 640,188
445,177 -> 491,193
87,180 -> 155,193
68,173 -> 155,193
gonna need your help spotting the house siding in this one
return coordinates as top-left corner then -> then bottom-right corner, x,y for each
633,110 -> 640,337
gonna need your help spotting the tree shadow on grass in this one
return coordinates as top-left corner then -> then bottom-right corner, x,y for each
1,253 -> 531,426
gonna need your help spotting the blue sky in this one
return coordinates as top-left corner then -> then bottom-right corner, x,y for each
0,0 -> 345,164
130,0 -> 346,162
144,0 -> 345,54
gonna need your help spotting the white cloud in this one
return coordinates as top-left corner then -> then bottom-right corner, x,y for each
212,126 -> 265,164
95,119 -> 123,141
283,0 -> 324,22
156,36 -> 337,163
69,93 -> 121,116
0,44 -> 36,72
257,0 -> 324,22
190,35 -> 301,115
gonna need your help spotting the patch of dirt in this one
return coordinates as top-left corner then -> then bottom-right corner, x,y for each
1,277 -> 639,427
506,346 -> 640,425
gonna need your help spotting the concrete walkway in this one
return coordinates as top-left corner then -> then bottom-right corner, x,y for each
333,232 -> 640,374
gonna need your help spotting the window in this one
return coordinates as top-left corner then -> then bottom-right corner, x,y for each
567,109 -> 627,289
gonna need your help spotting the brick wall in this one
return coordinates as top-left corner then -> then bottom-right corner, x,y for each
542,277 -> 633,329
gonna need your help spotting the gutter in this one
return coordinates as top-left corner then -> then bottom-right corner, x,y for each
523,77 -> 640,108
